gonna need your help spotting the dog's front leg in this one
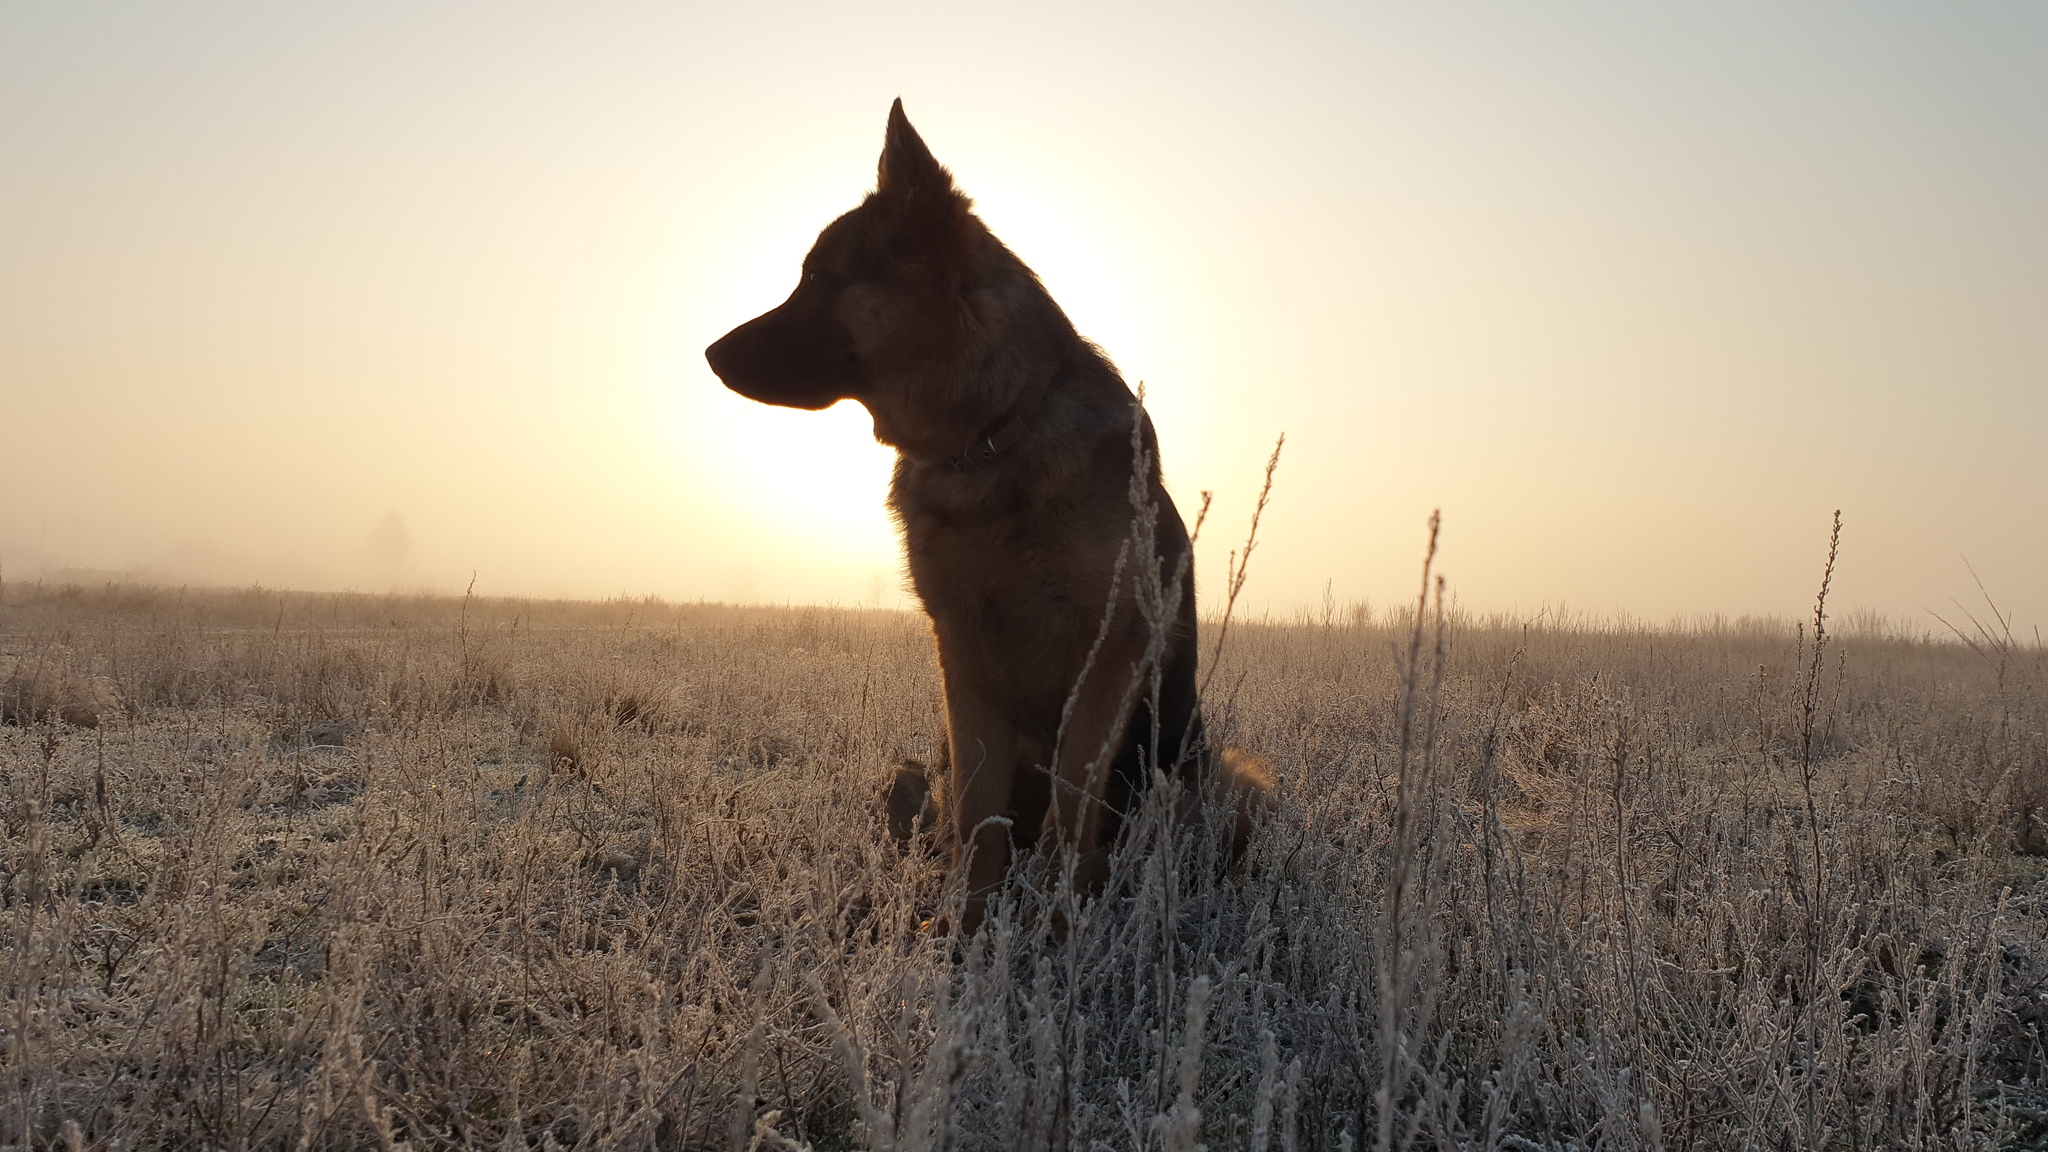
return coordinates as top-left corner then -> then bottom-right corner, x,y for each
1042,632 -> 1145,893
942,675 -> 1022,931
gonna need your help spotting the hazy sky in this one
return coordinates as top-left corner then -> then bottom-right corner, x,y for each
3,3 -> 2043,633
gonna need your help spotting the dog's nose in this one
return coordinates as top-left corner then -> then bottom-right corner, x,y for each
704,332 -> 734,380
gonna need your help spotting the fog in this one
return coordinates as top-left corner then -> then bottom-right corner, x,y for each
3,3 -> 2042,633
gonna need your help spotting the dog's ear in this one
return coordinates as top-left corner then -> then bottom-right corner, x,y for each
877,98 -> 954,205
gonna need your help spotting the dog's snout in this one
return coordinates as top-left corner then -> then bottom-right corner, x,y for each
704,330 -> 738,381
705,319 -> 770,394
703,300 -> 860,411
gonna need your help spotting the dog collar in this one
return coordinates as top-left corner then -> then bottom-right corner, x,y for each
941,415 -> 1027,473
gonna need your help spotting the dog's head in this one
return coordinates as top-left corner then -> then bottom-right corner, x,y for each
705,101 -> 1045,452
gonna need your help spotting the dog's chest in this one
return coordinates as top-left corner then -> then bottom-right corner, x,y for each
891,468 -> 1122,632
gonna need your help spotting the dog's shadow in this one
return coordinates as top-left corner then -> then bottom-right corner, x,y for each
885,757 -> 945,849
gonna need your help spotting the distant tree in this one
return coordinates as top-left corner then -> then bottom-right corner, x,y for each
367,511 -> 412,578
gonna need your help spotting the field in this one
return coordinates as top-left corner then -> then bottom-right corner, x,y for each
2,579 -> 2044,1150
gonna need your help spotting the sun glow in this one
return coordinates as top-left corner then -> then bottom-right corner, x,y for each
10,5 -> 2038,630
663,124 -> 1176,604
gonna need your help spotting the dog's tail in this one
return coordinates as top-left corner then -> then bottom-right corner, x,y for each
1215,745 -> 1276,861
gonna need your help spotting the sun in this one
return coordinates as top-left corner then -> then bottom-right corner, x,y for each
704,392 -> 899,553
956,161 -> 1163,386
659,120 -> 1177,602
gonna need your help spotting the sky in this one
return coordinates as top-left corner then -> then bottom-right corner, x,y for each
2,3 -> 2043,634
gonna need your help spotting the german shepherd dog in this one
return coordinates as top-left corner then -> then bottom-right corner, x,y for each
705,101 -> 1269,927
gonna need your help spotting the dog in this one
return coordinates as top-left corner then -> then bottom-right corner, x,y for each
705,100 -> 1270,927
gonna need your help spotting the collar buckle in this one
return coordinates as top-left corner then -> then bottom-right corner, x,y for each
942,415 -> 1025,473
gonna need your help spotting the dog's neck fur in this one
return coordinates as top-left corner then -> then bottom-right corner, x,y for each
862,240 -> 1133,478
842,110 -> 1137,475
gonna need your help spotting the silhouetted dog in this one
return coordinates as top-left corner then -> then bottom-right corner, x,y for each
706,101 -> 1269,927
